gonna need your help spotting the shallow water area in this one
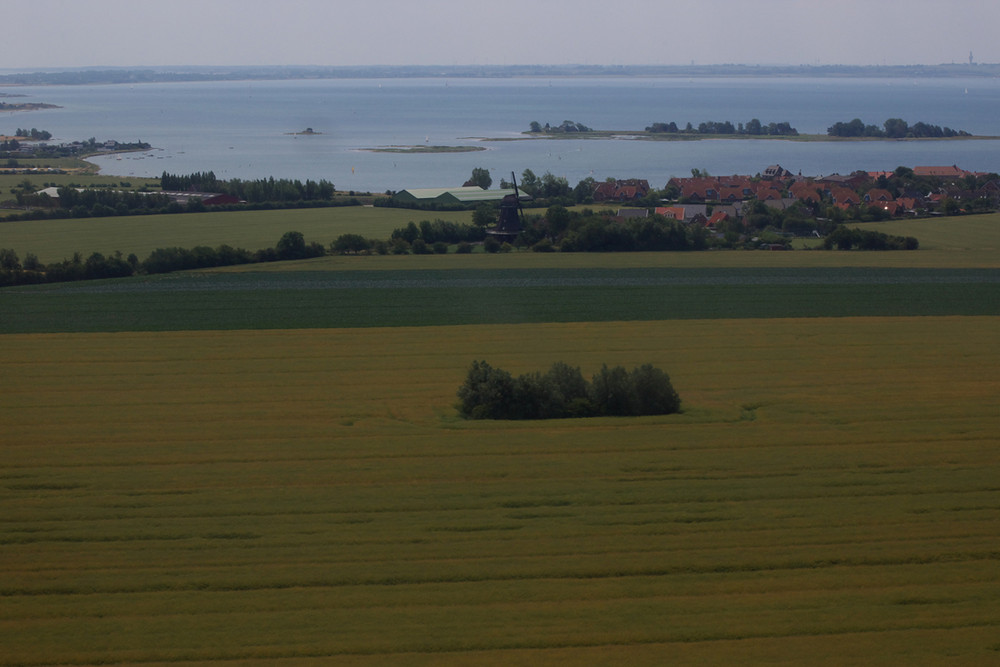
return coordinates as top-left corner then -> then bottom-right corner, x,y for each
12,76 -> 1000,190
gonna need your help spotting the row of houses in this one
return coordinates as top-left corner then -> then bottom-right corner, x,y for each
663,164 -> 998,219
592,179 -> 651,202
392,163 -> 995,227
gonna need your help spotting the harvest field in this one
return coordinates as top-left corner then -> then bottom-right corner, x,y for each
2,215 -> 999,664
2,318 -> 999,664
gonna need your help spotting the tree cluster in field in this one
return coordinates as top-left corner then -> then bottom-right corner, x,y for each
457,360 -> 681,420
821,225 -> 919,250
391,219 -> 486,246
542,211 -> 708,252
160,171 -> 336,203
646,119 -> 798,136
827,118 -> 970,139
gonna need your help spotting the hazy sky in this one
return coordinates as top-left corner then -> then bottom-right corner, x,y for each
5,0 -> 997,70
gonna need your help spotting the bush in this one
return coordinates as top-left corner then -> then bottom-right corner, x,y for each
331,233 -> 370,254
822,225 -> 918,251
457,361 -> 681,420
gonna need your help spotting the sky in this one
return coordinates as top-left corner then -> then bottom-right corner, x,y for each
5,0 -> 998,70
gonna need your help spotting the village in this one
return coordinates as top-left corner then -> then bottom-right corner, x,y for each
387,163 -> 999,247
0,135 -> 152,175
585,164 -> 999,225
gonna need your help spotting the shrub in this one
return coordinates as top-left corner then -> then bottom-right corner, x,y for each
456,360 -> 517,420
331,233 -> 370,255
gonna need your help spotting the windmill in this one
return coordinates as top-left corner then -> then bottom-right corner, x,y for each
486,171 -> 529,242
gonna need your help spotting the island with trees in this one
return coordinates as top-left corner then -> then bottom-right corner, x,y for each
518,118 -> 984,141
0,101 -> 60,112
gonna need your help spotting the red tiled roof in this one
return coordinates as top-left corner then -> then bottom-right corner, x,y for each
914,165 -> 967,178
655,206 -> 685,220
865,188 -> 894,202
707,211 -> 730,226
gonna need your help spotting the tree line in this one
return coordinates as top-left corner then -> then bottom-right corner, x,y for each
0,230 -> 326,287
160,171 -> 336,203
457,360 -> 682,420
1,175 -> 355,222
12,128 -> 53,140
528,120 -> 593,133
826,118 -> 970,138
646,119 -> 798,136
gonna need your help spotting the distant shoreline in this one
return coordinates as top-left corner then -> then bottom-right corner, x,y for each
481,131 -> 1000,143
3,63 -> 1000,86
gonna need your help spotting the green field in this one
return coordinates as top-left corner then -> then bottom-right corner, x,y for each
4,205 -> 1000,268
2,214 -> 999,664
0,206 -> 474,264
852,214 -> 1000,251
3,268 -> 999,334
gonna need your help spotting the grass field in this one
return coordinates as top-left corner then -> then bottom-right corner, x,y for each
852,213 -> 1000,251
2,268 -> 999,334
2,199 -> 999,267
2,317 -> 998,664
0,206 -> 474,264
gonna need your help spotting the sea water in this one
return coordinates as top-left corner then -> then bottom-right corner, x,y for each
7,76 -> 1000,191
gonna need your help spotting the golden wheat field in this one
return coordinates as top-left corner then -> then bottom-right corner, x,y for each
2,316 -> 998,665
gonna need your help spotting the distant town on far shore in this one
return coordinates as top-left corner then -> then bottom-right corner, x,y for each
2,63 -> 1000,85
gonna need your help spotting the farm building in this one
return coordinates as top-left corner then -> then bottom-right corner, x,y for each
33,187 -> 241,207
392,186 -> 515,205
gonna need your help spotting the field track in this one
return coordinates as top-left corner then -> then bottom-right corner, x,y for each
2,317 -> 999,664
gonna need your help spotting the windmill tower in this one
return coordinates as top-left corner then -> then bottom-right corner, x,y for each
486,172 -> 530,242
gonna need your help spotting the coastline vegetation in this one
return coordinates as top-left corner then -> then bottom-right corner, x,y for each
517,117 -> 986,141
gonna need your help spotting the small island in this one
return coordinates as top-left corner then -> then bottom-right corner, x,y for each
287,128 -> 322,135
364,145 -> 486,154
0,101 -> 61,112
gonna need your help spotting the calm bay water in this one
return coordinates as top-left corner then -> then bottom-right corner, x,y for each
8,76 -> 1000,191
